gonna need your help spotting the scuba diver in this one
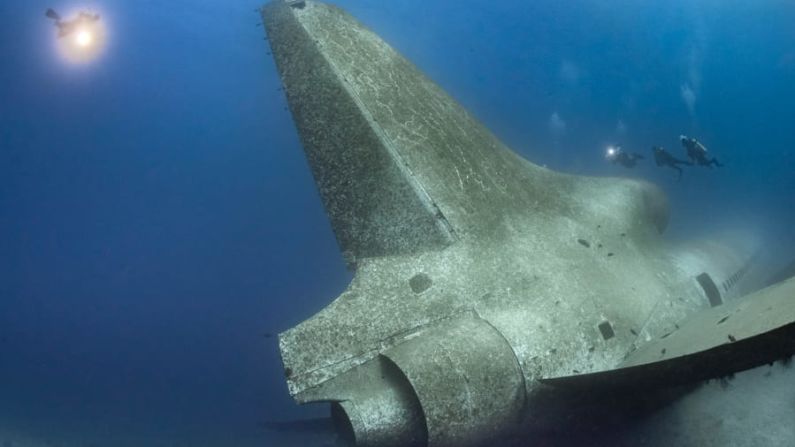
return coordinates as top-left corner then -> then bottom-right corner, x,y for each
45,8 -> 100,38
652,146 -> 692,180
605,146 -> 644,168
680,135 -> 723,168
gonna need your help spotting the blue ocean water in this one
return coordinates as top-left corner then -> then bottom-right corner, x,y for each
0,0 -> 793,446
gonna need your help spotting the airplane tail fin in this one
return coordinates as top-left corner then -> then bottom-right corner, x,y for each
45,8 -> 60,20
261,1 -> 668,268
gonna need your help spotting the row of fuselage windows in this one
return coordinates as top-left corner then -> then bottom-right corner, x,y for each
723,264 -> 750,292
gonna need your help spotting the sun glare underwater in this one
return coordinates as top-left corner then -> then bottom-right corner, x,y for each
51,8 -> 108,64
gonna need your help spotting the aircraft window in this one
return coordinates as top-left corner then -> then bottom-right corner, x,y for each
598,321 -> 615,340
409,273 -> 432,294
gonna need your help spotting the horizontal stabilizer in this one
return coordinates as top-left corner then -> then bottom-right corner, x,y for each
542,276 -> 795,390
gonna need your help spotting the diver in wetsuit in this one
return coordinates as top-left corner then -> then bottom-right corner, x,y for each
45,8 -> 100,38
680,135 -> 723,168
605,146 -> 644,168
652,146 -> 692,180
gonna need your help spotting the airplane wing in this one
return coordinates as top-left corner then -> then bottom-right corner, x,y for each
542,275 -> 795,390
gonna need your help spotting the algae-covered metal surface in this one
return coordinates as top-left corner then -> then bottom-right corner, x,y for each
260,1 -> 795,445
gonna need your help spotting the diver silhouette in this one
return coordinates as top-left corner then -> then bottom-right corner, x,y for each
606,146 -> 644,168
680,135 -> 723,168
45,8 -> 100,38
652,146 -> 692,180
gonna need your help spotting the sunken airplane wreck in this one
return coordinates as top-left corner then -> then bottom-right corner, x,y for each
260,1 -> 795,446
